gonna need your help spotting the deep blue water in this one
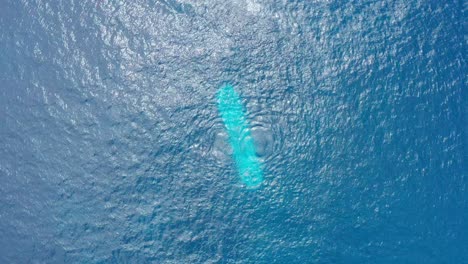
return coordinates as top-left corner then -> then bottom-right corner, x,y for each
0,0 -> 466,263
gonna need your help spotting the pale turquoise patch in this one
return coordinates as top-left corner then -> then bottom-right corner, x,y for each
217,84 -> 263,188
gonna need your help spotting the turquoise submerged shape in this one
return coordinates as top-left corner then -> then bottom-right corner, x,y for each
217,84 -> 263,188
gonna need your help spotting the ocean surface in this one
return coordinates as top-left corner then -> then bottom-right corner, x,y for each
0,0 -> 466,263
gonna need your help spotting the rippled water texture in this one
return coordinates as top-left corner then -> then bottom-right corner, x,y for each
0,0 -> 466,263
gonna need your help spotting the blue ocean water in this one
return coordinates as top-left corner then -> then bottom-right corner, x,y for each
0,0 -> 466,263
